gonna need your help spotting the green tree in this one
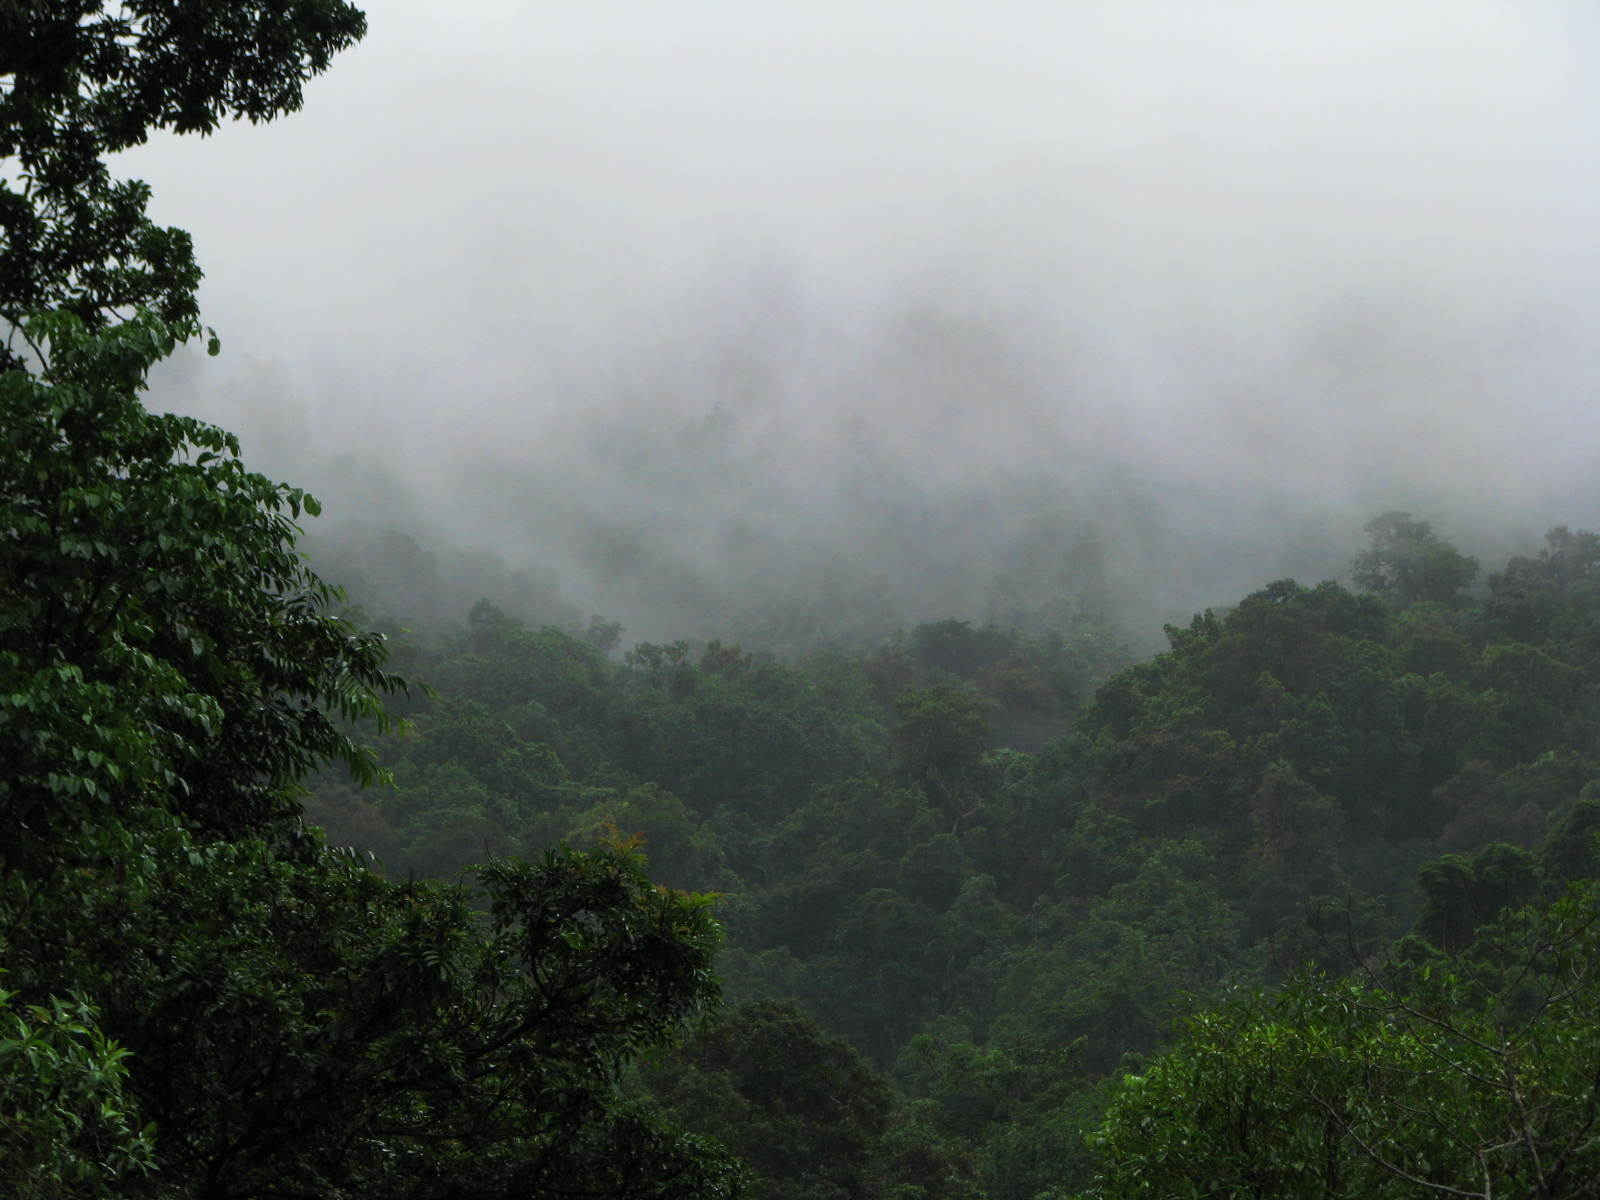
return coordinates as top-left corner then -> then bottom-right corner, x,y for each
1414,841 -> 1541,952
1352,511 -> 1479,607
891,684 -> 993,832
1541,797 -> 1600,886
892,1027 -> 1100,1200
0,313 -> 747,1197
1091,874 -> 1600,1200
0,989 -> 151,1199
645,999 -> 891,1200
0,0 -> 367,357
0,311 -> 396,873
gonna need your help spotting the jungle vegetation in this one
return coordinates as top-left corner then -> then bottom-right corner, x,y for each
308,515 -> 1600,1200
5,4 -> 1600,1199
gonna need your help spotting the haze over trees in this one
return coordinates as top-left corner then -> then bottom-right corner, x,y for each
5,4 -> 1600,1200
132,3 -> 1600,653
302,517 -> 1600,1199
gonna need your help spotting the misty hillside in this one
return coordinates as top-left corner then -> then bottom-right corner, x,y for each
139,1 -> 1600,649
7,1 -> 1600,1198
303,514 -> 1600,1198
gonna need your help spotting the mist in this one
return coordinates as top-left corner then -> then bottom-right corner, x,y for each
125,0 -> 1600,649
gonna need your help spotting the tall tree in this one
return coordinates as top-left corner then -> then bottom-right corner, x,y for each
0,2 -> 750,1193
645,999 -> 891,1200
1090,869 -> 1600,1200
0,310 -> 747,1197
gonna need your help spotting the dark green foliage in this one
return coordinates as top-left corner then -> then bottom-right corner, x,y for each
645,999 -> 890,1200
1415,841 -> 1540,951
915,620 -> 1014,680
0,311 -> 398,873
1071,551 -> 1600,937
20,836 -> 736,1200
0,313 -> 744,1199
0,990 -> 151,1199
892,1026 -> 1103,1200
1352,511 -> 1479,606
1541,795 -> 1600,885
0,8 -> 751,1196
867,619 -> 1125,751
0,0 -> 366,354
310,616 -> 890,886
307,512 -> 1600,1197
1093,873 -> 1600,1199
891,685 -> 993,829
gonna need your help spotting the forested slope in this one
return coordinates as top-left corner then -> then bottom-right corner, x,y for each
307,514 -> 1600,1199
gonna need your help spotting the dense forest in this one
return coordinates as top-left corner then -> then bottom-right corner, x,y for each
4,3 -> 1600,1199
302,515 -> 1600,1199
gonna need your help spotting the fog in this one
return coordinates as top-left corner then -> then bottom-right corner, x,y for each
125,0 -> 1600,649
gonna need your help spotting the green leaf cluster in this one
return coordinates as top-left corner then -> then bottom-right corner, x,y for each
0,0 -> 367,355
0,988 -> 151,1199
1093,871 -> 1600,1199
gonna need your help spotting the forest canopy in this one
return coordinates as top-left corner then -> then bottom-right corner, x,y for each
301,517 -> 1600,1199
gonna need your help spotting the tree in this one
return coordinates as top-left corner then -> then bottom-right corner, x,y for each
891,684 -> 992,831
914,620 -> 1014,680
0,0 -> 367,361
0,4 -> 755,1187
0,311 -> 396,872
0,313 -> 747,1197
644,999 -> 891,1200
1090,871 -> 1600,1200
0,989 -> 151,1199
1352,512 -> 1478,607
1414,842 -> 1540,952
892,1027 -> 1100,1200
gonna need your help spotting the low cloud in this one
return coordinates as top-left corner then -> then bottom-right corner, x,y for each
136,0 -> 1600,648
